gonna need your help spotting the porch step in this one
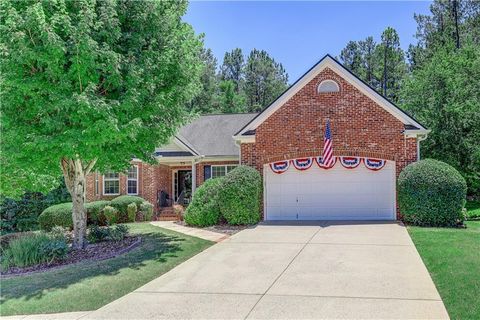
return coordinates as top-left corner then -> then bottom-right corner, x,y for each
157,207 -> 181,221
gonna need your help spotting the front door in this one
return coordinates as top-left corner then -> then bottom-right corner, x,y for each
174,170 -> 192,205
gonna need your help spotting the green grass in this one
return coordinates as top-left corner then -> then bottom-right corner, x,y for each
408,220 -> 480,319
0,223 -> 213,316
465,200 -> 480,219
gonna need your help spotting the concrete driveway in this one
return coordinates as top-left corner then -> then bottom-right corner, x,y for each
86,221 -> 449,319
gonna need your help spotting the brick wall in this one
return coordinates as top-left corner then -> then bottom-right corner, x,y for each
86,160 -> 241,210
240,67 -> 418,218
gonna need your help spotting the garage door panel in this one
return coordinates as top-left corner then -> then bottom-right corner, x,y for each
265,161 -> 395,220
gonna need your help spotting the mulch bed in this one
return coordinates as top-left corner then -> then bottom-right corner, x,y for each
1,236 -> 141,278
175,221 -> 250,236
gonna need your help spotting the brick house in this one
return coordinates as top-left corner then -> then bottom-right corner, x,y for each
86,55 -> 428,220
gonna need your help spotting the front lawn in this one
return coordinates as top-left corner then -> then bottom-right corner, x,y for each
408,220 -> 480,319
0,223 -> 213,316
466,200 -> 480,219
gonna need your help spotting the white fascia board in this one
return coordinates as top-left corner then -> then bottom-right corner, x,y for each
236,55 -> 427,136
233,135 -> 256,143
404,129 -> 430,138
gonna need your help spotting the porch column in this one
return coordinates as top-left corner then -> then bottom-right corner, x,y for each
191,160 -> 196,194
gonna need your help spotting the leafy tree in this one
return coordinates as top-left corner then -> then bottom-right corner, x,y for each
189,48 -> 219,113
244,49 -> 288,112
0,0 -> 203,248
375,27 -> 407,102
220,48 -> 244,93
401,44 -> 480,196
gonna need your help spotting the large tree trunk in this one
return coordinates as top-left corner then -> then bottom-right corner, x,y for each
60,157 -> 96,249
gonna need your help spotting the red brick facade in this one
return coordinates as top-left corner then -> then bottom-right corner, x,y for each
86,160 -> 239,211
240,67 -> 418,218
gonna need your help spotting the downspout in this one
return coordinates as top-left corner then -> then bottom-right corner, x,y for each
416,134 -> 428,161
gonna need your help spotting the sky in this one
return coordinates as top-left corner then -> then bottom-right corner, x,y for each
184,1 -> 432,81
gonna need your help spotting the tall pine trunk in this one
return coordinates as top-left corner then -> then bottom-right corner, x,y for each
60,158 -> 96,249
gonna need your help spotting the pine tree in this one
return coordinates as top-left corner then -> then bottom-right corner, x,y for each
244,49 -> 288,112
190,48 -> 219,113
339,41 -> 363,76
220,48 -> 244,93
375,27 -> 407,102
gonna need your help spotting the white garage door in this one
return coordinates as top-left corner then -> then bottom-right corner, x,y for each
264,160 -> 396,220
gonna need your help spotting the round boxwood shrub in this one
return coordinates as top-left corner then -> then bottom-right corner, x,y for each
85,200 -> 110,224
110,195 -> 145,222
39,201 -> 111,230
219,165 -> 261,225
140,202 -> 154,221
184,178 -> 223,227
38,203 -> 73,231
398,159 -> 467,227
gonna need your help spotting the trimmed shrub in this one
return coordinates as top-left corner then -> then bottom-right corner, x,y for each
39,201 -> 110,230
398,159 -> 467,227
109,224 -> 129,242
127,203 -> 137,222
87,224 -> 129,243
184,178 -> 224,227
38,203 -> 73,231
110,196 -> 145,222
103,206 -> 118,225
140,202 -> 154,221
85,200 -> 110,224
219,166 -> 261,225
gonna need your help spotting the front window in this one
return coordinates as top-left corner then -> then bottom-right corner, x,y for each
103,171 -> 120,195
211,165 -> 237,179
127,165 -> 138,195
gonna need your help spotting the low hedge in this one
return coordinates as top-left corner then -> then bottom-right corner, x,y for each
110,195 -> 145,222
219,165 -> 261,225
39,200 -> 111,231
38,203 -> 74,231
398,159 -> 467,227
184,178 -> 223,227
85,200 -> 110,224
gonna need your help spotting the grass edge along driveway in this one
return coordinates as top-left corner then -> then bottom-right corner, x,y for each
408,220 -> 480,320
0,223 -> 213,316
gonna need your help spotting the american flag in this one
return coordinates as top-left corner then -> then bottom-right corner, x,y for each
323,120 -> 334,167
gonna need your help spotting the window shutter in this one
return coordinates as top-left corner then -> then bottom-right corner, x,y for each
204,165 -> 211,181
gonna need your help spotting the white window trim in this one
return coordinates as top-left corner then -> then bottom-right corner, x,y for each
211,164 -> 237,179
126,165 -> 139,195
103,172 -> 120,196
317,79 -> 340,93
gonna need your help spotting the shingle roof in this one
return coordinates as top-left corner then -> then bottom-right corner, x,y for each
178,113 -> 258,156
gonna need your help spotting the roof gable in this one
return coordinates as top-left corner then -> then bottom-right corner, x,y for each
234,54 -> 428,139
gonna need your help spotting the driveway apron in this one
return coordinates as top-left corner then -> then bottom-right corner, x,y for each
85,221 -> 449,319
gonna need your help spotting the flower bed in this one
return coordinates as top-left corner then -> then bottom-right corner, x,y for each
1,236 -> 141,277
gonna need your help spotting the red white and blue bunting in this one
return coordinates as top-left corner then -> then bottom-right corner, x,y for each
269,156 -> 388,173
315,156 -> 337,169
364,158 -> 387,171
291,157 -> 313,170
340,156 -> 361,169
270,160 -> 290,174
